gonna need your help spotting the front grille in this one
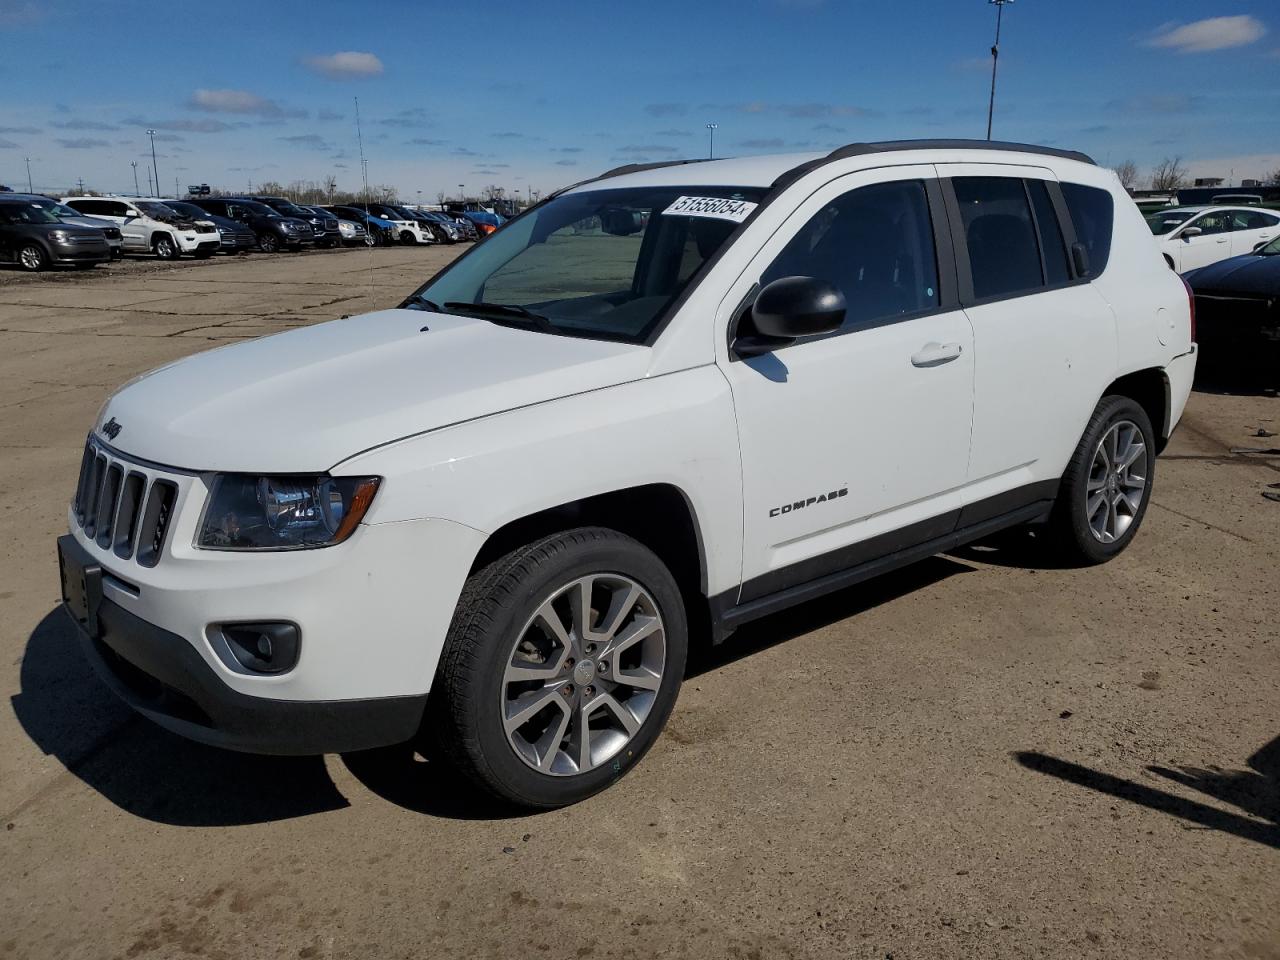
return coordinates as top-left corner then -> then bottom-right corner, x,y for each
67,236 -> 107,246
325,219 -> 338,231
102,228 -> 121,240
72,438 -> 181,566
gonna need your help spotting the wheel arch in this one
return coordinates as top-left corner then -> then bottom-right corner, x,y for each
1103,367 -> 1170,451
468,483 -> 711,631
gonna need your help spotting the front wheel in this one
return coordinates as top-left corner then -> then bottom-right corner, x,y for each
1047,396 -> 1155,565
153,234 -> 179,260
429,527 -> 687,808
257,232 -> 280,253
18,243 -> 48,272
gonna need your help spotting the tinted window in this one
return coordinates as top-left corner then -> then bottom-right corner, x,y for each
1060,183 -> 1114,276
1232,210 -> 1280,230
1189,211 -> 1231,236
1026,179 -> 1070,285
761,180 -> 939,330
954,177 -> 1042,300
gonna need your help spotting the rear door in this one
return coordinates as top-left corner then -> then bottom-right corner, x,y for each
1229,209 -> 1280,256
939,166 -> 1116,505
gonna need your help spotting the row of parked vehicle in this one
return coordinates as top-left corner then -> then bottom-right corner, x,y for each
0,191 -> 506,271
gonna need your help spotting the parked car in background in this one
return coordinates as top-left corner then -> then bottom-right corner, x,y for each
8,194 -> 123,259
1146,205 -> 1280,272
188,197 -> 313,252
301,205 -> 367,246
164,200 -> 256,254
357,202 -> 434,245
1210,194 -> 1264,207
62,196 -> 221,260
0,198 -> 111,271
250,197 -> 339,248
460,209 -> 502,237
325,205 -> 398,246
445,211 -> 480,241
413,210 -> 462,244
1184,233 -> 1280,364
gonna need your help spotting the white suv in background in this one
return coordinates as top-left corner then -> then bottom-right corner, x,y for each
1147,205 -> 1280,272
60,196 -> 221,259
58,140 -> 1195,809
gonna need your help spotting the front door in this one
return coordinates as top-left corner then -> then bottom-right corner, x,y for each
719,166 -> 975,603
1174,211 -> 1232,271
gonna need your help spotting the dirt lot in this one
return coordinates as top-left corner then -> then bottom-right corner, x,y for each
0,248 -> 1277,960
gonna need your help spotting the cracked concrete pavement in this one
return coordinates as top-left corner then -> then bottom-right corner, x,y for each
0,248 -> 1278,959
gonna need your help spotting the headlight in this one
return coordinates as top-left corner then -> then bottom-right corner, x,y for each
50,229 -> 70,241
198,475 -> 380,550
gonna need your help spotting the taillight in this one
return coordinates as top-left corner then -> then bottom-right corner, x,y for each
1180,276 -> 1196,342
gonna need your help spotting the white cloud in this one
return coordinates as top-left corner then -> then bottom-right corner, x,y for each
304,51 -> 384,79
188,89 -> 304,119
1146,15 -> 1267,53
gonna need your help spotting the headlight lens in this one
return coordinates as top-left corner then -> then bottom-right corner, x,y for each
50,229 -> 70,241
198,475 -> 380,550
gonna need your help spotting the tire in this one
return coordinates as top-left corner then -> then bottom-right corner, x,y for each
152,234 -> 179,260
257,232 -> 280,253
399,231 -> 417,245
18,243 -> 48,272
429,527 -> 688,809
1046,395 -> 1155,565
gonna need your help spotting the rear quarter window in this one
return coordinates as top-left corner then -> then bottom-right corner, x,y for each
1061,183 -> 1114,277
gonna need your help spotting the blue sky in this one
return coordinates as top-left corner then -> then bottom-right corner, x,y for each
1,0 -> 1277,199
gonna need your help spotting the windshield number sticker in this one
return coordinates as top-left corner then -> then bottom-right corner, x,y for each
662,196 -> 757,223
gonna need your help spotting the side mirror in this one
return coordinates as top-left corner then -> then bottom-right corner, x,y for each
733,276 -> 846,359
1180,226 -> 1202,239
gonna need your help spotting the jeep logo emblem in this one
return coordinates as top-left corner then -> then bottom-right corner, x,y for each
102,417 -> 122,440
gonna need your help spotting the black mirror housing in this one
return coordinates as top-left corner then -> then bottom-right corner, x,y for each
732,276 -> 847,360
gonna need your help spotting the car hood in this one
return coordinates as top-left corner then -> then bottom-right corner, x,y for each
96,309 -> 650,473
1187,254 -> 1280,295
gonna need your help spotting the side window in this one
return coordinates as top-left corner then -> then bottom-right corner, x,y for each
119,204 -> 141,219
1190,211 -> 1230,236
1026,179 -> 1070,286
67,199 -> 99,215
1234,210 -> 1279,230
761,179 -> 939,330
1060,183 -> 1114,276
953,176 -> 1042,300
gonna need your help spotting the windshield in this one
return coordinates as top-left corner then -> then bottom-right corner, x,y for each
237,200 -> 279,218
137,201 -> 181,220
165,201 -> 208,219
411,185 -> 764,343
272,201 -> 312,218
1146,210 -> 1196,235
1257,236 -> 1280,256
0,202 -> 61,224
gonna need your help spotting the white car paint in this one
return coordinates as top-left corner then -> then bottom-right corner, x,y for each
61,195 -> 221,256
1151,205 -> 1280,273
65,144 -> 1195,743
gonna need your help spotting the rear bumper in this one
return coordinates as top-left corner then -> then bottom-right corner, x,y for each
67,575 -> 427,756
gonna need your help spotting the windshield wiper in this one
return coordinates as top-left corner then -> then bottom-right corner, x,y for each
444,301 -> 559,334
403,293 -> 442,312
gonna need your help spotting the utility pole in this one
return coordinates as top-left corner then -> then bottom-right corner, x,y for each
146,129 -> 160,199
985,0 -> 1013,141
146,168 -> 153,195
131,161 -> 139,194
706,123 -> 718,160
24,157 -> 33,193
175,177 -> 180,199
458,183 -> 465,203
76,177 -> 85,194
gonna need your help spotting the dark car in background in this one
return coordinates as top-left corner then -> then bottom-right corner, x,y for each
301,204 -> 367,246
8,193 -> 123,259
411,209 -> 462,244
438,209 -> 479,241
250,196 -> 339,248
325,205 -> 398,246
166,200 -> 256,254
1185,234 -> 1280,367
0,198 -> 111,271
188,197 -> 313,252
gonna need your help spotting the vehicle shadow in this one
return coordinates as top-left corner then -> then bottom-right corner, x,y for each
689,554 -> 974,677
947,525 -> 1083,571
1192,356 -> 1279,398
1014,735 -> 1280,849
10,607 -> 349,827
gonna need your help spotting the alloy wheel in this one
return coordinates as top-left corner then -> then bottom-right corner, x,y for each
500,574 -> 665,776
1086,419 -> 1147,544
19,245 -> 43,270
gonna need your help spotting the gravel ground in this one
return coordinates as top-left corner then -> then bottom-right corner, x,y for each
0,247 -> 1277,960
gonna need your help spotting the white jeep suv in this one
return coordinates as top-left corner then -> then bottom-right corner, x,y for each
57,141 -> 1196,808
61,196 -> 221,259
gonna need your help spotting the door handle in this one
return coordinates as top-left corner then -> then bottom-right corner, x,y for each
911,342 -> 963,368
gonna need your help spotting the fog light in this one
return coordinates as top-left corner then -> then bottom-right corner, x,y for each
219,622 -> 300,674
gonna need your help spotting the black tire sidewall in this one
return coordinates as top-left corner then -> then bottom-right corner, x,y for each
445,531 -> 688,808
1060,396 -> 1156,564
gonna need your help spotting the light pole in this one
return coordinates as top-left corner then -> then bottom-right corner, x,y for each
706,123 -> 718,160
146,129 -> 160,198
131,161 -> 139,194
985,0 -> 1014,141
24,157 -> 32,193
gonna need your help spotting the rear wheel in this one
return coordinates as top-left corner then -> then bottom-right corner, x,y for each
400,230 -> 417,245
18,243 -> 48,272
1047,396 -> 1155,565
429,527 -> 687,808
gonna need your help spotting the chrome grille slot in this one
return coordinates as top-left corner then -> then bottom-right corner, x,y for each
83,454 -> 107,537
113,472 -> 147,559
137,480 -> 178,568
95,463 -> 123,549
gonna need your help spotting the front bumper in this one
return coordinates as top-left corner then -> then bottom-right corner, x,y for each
177,234 -> 222,254
50,239 -> 111,264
